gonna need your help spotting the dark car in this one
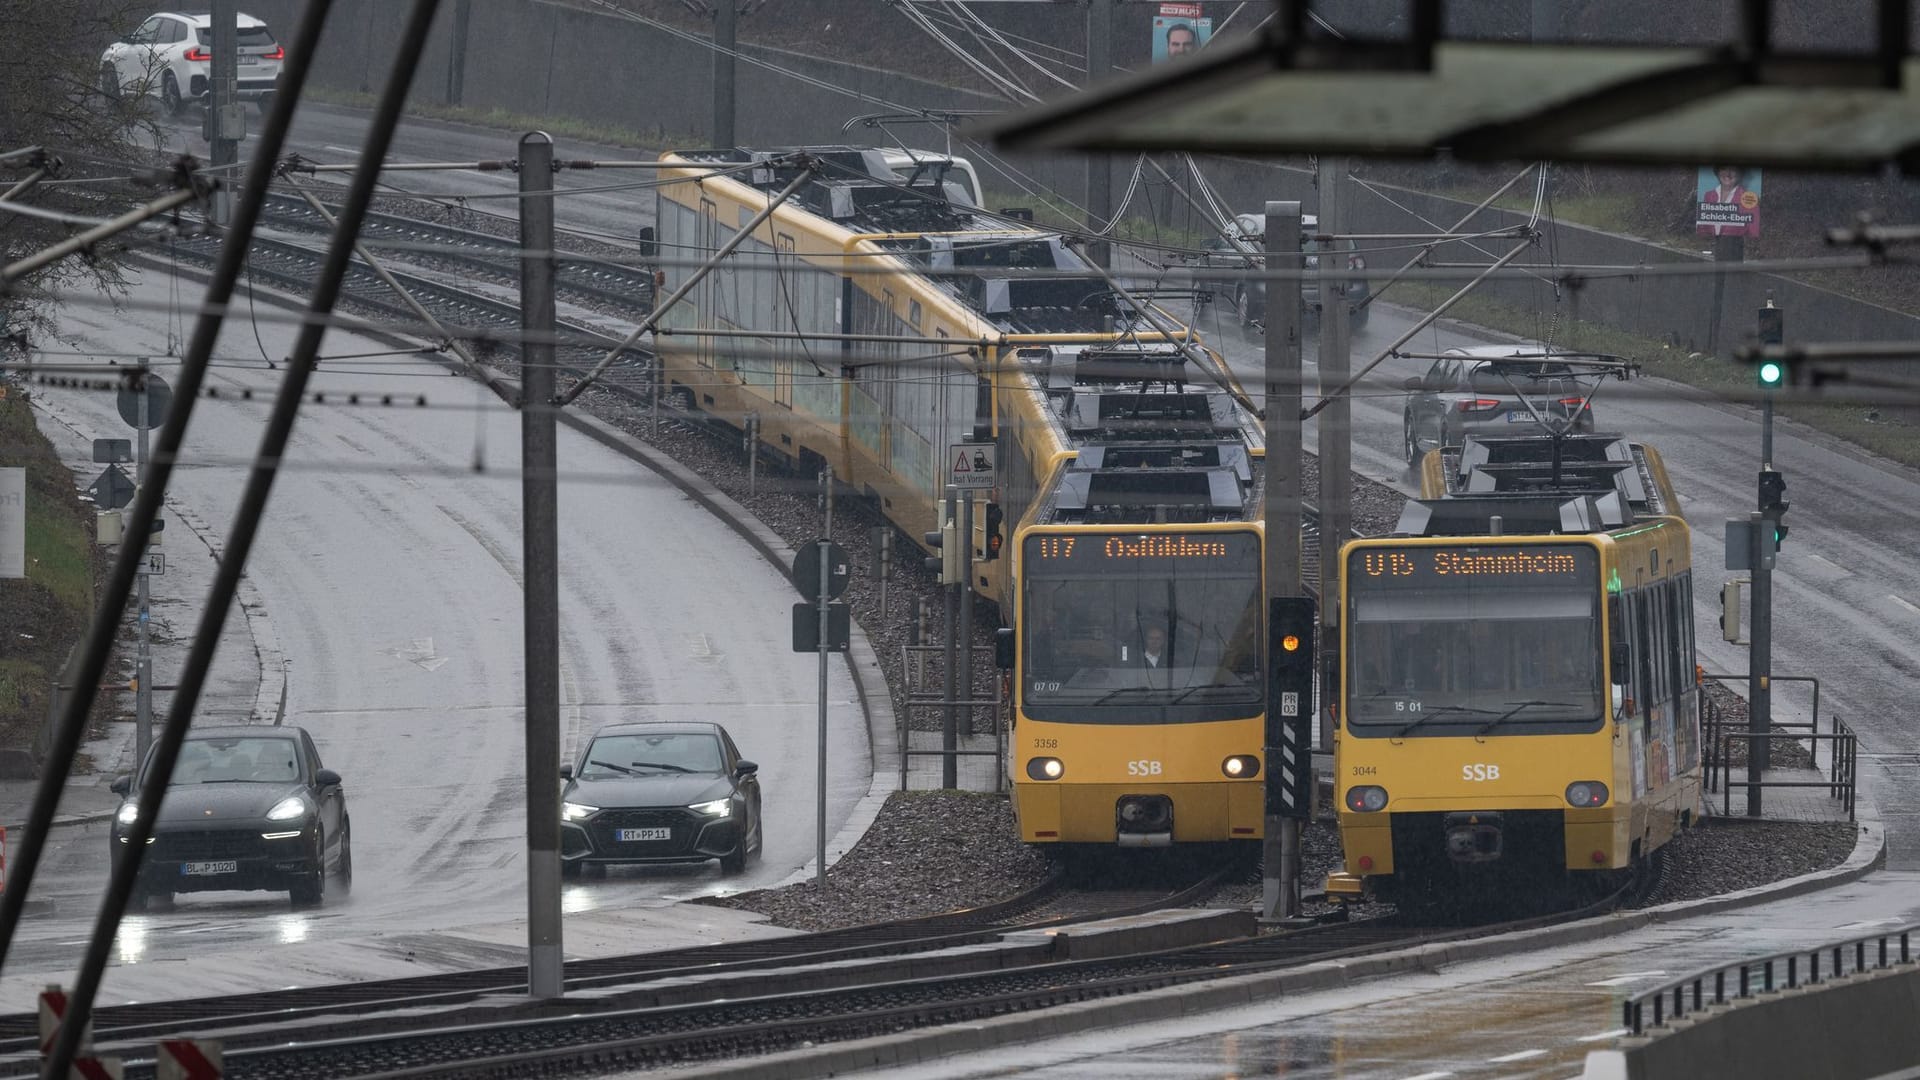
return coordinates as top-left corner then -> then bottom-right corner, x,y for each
1402,346 -> 1607,463
560,721 -> 762,877
1199,213 -> 1371,331
110,725 -> 350,909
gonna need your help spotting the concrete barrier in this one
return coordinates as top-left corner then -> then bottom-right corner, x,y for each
1586,964 -> 1920,1080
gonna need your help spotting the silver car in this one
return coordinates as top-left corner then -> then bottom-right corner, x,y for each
1402,346 -> 1621,464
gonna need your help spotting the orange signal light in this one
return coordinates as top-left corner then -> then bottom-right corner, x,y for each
1281,634 -> 1300,652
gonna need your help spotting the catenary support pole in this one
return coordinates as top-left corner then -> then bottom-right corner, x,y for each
1261,201 -> 1304,922
713,0 -> 737,147
135,381 -> 152,771
0,0 -> 336,983
207,0 -> 238,225
1749,507 -> 1770,816
42,4 -> 444,1076
942,485 -> 959,789
960,493 -> 975,739
1083,0 -> 1112,268
519,131 -> 565,999
1315,158 -> 1351,757
816,467 -> 833,886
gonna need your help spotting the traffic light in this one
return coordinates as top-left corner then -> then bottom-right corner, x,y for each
982,503 -> 1004,561
1758,469 -> 1788,554
1755,301 -> 1787,389
922,515 -> 959,585
1758,469 -> 1787,518
1266,596 -> 1317,820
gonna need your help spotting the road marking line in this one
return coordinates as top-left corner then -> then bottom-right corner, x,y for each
1578,1028 -> 1631,1042
1807,553 -> 1848,574
1487,1049 -> 1547,1063
1890,596 -> 1920,615
1586,971 -> 1667,987
1400,1073 -> 1454,1080
322,145 -> 357,155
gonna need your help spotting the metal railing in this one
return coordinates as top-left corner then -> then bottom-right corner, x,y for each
1702,686 -> 1857,820
1625,923 -> 1920,1035
898,644 -> 1005,791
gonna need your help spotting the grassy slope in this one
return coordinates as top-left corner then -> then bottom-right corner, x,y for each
0,388 -> 97,760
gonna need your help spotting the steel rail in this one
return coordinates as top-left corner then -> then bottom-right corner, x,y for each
0,867 -> 1241,1065
115,886 -> 1633,1080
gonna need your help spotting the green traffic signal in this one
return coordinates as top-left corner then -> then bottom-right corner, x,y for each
1757,359 -> 1786,388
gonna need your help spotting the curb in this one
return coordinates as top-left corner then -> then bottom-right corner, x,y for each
669,803 -> 1889,1080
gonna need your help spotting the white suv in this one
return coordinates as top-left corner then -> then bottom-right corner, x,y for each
101,11 -> 284,116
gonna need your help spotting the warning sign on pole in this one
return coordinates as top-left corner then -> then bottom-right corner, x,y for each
157,1039 -> 223,1080
948,443 -> 996,491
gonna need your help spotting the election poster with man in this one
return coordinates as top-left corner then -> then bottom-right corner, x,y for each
1696,166 -> 1762,238
1152,3 -> 1211,62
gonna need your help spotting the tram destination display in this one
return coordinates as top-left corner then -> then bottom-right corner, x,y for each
1350,544 -> 1597,586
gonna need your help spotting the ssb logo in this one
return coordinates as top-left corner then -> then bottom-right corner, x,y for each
1462,763 -> 1501,782
1127,760 -> 1164,777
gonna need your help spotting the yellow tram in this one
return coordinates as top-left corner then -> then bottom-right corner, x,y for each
1329,434 -> 1702,905
650,147 -> 1274,848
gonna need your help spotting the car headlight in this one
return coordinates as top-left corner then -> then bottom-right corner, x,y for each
116,802 -> 140,826
561,801 -> 599,822
265,795 -> 309,821
688,798 -> 732,818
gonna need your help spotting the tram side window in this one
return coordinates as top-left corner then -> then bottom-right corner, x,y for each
1634,591 -> 1654,726
1669,574 -> 1693,697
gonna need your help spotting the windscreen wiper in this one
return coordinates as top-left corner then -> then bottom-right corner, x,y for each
627,760 -> 694,773
1086,686 -> 1156,707
588,759 -> 635,775
1392,705 -> 1495,739
1475,700 -> 1578,738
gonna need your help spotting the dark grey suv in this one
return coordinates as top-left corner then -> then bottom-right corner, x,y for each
1402,346 -> 1629,464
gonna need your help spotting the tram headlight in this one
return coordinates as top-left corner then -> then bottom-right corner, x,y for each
1565,781 -> 1610,808
1222,755 -> 1260,778
1345,785 -> 1388,813
1026,757 -> 1064,781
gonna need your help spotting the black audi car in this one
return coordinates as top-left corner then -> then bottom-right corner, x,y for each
560,721 -> 762,876
110,725 -> 351,908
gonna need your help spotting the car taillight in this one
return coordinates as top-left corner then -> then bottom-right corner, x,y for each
1558,396 -> 1589,409
185,47 -> 211,61
1348,254 -> 1366,271
1456,398 -> 1502,413
265,45 -> 285,59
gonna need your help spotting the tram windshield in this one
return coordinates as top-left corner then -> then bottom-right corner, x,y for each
1345,544 -> 1604,737
1020,531 -> 1262,724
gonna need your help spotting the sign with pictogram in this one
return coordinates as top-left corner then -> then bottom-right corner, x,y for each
948,443 -> 996,491
88,466 -> 135,511
156,1039 -> 223,1080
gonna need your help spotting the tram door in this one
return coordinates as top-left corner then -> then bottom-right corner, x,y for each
698,199 -> 718,372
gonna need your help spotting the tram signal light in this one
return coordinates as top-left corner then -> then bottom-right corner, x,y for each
1755,359 -> 1787,389
1266,596 -> 1317,821
1758,469 -> 1788,525
982,503 -> 1004,561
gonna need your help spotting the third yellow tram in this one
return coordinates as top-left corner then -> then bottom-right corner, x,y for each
1328,432 -> 1702,909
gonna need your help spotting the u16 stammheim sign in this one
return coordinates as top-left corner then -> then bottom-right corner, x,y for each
0,468 -> 25,579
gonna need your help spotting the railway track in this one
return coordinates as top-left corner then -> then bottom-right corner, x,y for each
9,881 -> 1630,1080
0,865 -> 1227,1072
